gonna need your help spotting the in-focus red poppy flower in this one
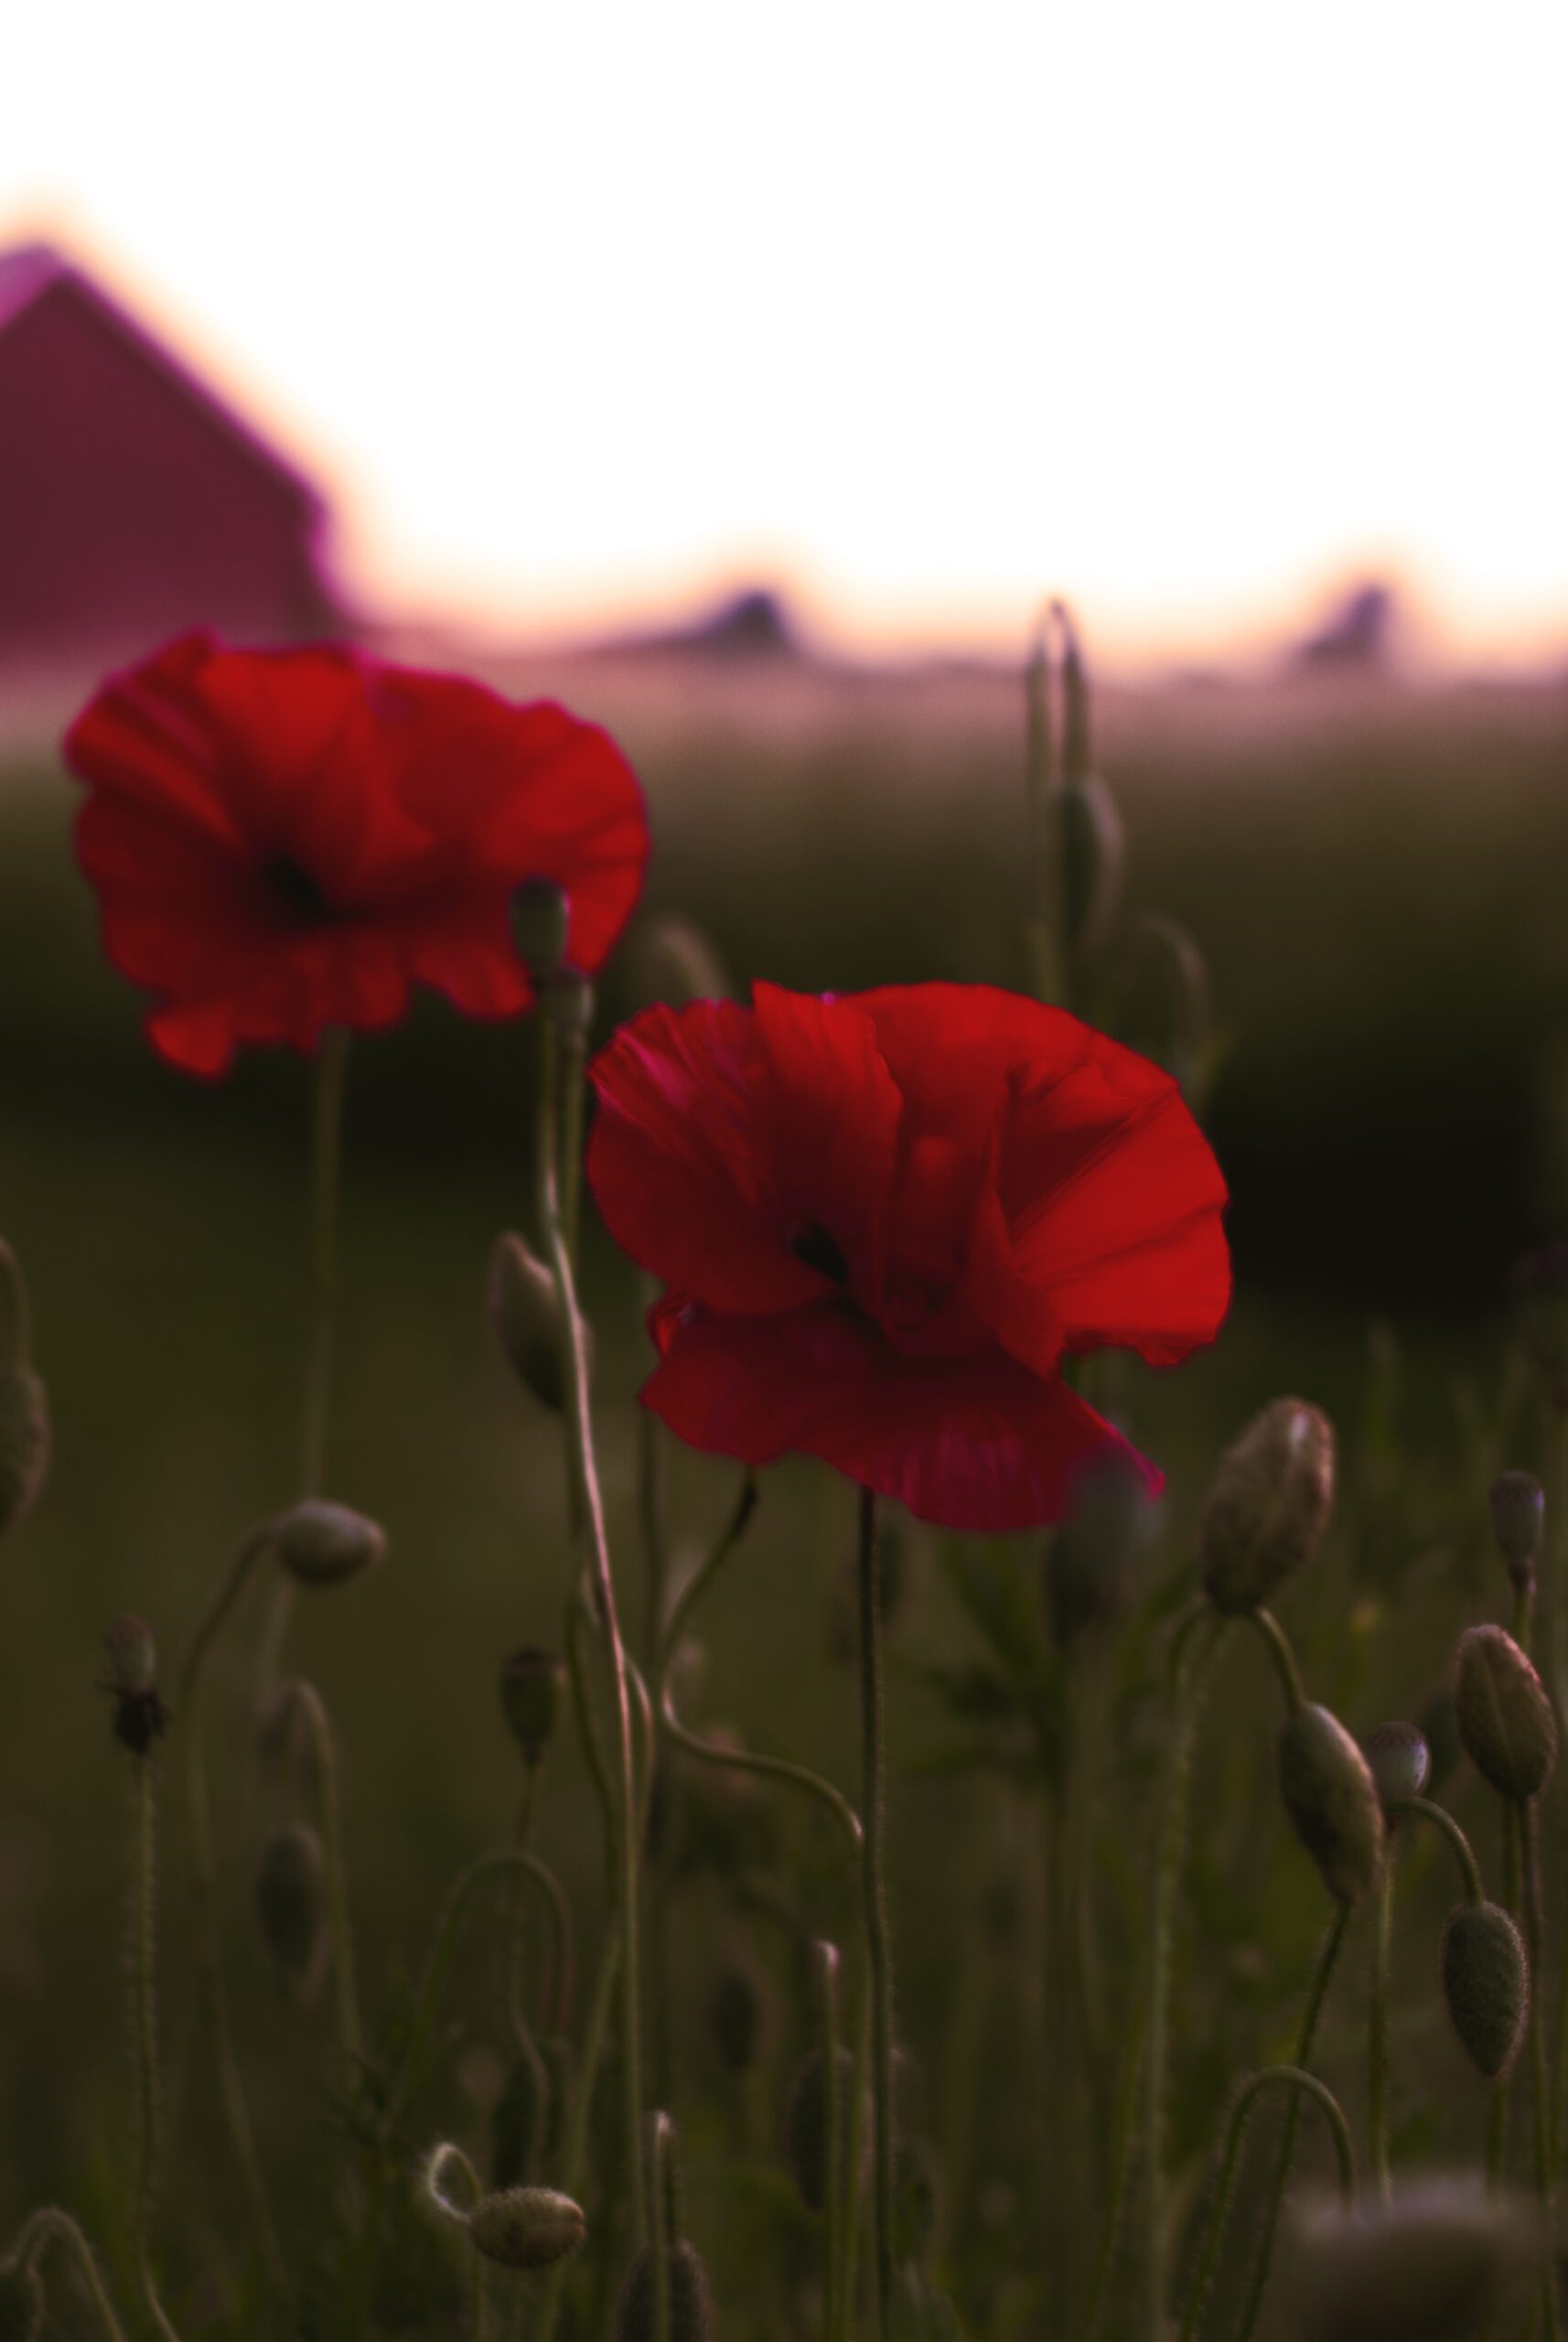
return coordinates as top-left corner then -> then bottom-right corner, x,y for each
63,631 -> 648,1075
587,982 -> 1230,1532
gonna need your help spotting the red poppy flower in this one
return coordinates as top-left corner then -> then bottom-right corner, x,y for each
63,631 -> 648,1075
587,982 -> 1230,1532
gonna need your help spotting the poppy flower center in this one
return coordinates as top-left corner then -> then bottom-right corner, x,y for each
264,854 -> 334,925
788,1220 -> 850,1284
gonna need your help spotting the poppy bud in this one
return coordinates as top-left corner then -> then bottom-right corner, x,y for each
1046,1449 -> 1159,1647
499,1647 -> 568,1767
709,1958 -> 776,2074
1061,773 -> 1125,955
892,2139 -> 940,2266
510,880 -> 571,981
1286,2179 -> 1533,2342
0,1362 -> 48,1538
627,915 -> 732,1008
1362,1721 -> 1431,1811
103,1615 -> 167,1756
617,2240 -> 714,2342
785,2045 -> 864,2212
0,2261 -> 43,2342
489,1233 -> 578,1412
274,1499 -> 386,1590
466,2186 -> 585,2272
1200,1398 -> 1335,1616
1277,1704 -> 1383,1903
1487,1472 -> 1545,1590
1441,1902 -> 1530,2082
1454,1624 -> 1556,1802
255,1823 -> 328,1994
1512,1241 -> 1568,1405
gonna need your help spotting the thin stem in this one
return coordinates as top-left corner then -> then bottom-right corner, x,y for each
128,1760 -> 181,2342
1520,1801 -> 1561,2341
273,1679 -> 360,2069
659,1473 -> 760,1669
647,2113 -> 673,2342
815,1940 -> 846,2342
1491,1786 -> 1526,2195
5,2209 -> 129,2340
424,2144 -> 488,2342
556,1012 -> 588,1271
659,1687 -> 864,1858
1178,2068 -> 1354,2342
1231,1904 -> 1351,2342
857,1487 -> 896,2339
1386,1796 -> 1485,1907
537,1927 -> 623,2342
1245,1607 -> 1305,1715
1368,1853 -> 1395,2203
1077,1976 -> 1147,2342
1023,611 -> 1066,1006
301,1026 -> 349,1501
0,1234 -> 33,1363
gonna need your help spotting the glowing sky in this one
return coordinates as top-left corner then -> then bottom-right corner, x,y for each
6,0 -> 1567,662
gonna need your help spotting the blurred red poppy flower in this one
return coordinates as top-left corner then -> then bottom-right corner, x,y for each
587,982 -> 1230,1531
63,632 -> 648,1075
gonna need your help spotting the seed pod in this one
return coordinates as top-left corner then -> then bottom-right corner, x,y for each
1286,2179 -> 1533,2342
1046,1449 -> 1159,1647
1442,1902 -> 1530,2081
0,2261 -> 44,2342
617,2240 -> 714,2342
1199,1399 -> 1336,1616
510,879 -> 571,980
499,1647 -> 568,1767
626,916 -> 732,1008
1362,1721 -> 1431,1811
1277,1704 -> 1383,1903
1512,1241 -> 1568,1405
0,1362 -> 48,1538
274,1499 -> 386,1590
466,2186 -> 585,2272
891,2138 -> 940,2266
255,1823 -> 328,1993
1487,1473 -> 1545,1589
785,2045 -> 861,2212
1062,773 -> 1125,955
489,1233 -> 577,1413
1455,1625 -> 1556,1802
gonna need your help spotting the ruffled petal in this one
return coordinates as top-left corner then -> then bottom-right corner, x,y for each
750,984 -> 902,1303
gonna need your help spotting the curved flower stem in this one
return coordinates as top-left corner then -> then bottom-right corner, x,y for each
425,2144 -> 487,2342
0,1234 -> 33,1364
272,1678 -> 360,2070
127,1757 -> 182,2342
1178,2067 -> 1354,2342
1144,1610 -> 1227,2337
658,1688 -> 864,1857
1385,1797 -> 1485,1906
5,2208 -> 130,2340
856,1487 -> 896,2340
175,1525 -> 287,2292
1244,1607 -> 1305,1716
659,1474 -> 761,1669
1367,1851 -> 1395,2203
1520,1799 -> 1560,2340
1231,1904 -> 1351,2342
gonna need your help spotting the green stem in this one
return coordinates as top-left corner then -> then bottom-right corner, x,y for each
274,1678 -> 360,2068
556,1009 -> 588,1272
5,2208 -> 129,2340
1231,1904 -> 1351,2342
537,1927 -> 623,2342
128,1760 -> 181,2342
1077,1976 -> 1147,2342
857,1487 -> 896,2340
815,1940 -> 846,2342
1245,1607 -> 1305,1715
1491,1789 -> 1526,2194
659,1689 -> 864,1858
1145,1617 -> 1226,2335
1520,1801 -> 1561,2340
647,2112 -> 673,2342
1368,1853 -> 1395,2203
659,1473 -> 760,1668
1178,2068 -> 1354,2342
1386,1797 -> 1485,1906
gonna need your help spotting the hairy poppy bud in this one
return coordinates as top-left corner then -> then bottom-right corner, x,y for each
1442,1902 -> 1529,2081
709,1958 -> 777,2074
617,2240 -> 714,2342
1286,2179 -> 1533,2341
466,2186 -> 585,2272
785,2045 -> 864,2212
510,879 -> 571,981
1455,1625 -> 1556,1802
1512,1241 -> 1568,1405
1362,1721 -> 1431,1811
627,915 -> 733,1008
489,1233 -> 577,1412
0,1362 -> 48,1539
1199,1399 -> 1335,1616
274,1499 -> 385,1590
499,1647 -> 567,1767
255,1823 -> 327,1994
892,2139 -> 940,2266
0,2261 -> 43,2342
1277,1704 -> 1383,1903
103,1615 -> 167,1756
1046,1449 -> 1159,1647
1061,773 -> 1125,955
1487,1473 -> 1545,1590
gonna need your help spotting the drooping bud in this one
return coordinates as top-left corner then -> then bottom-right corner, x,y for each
466,2186 -> 585,2272
489,1233 -> 576,1413
785,2045 -> 862,2212
1046,1449 -> 1160,1647
627,915 -> 733,1008
102,1616 -> 167,1756
0,2261 -> 44,2342
1487,1473 -> 1545,1591
510,879 -> 571,981
274,1500 -> 386,1590
1285,2179 -> 1533,2342
0,1363 -> 48,1539
1454,1624 -> 1556,1802
709,1957 -> 777,2075
1199,1399 -> 1335,1616
1362,1721 -> 1431,1811
1061,774 -> 1125,956
1512,1241 -> 1568,1406
1277,1704 -> 1384,1903
499,1647 -> 567,1767
616,2240 -> 714,2342
1441,1902 -> 1530,2081
255,1823 -> 328,1995
891,2139 -> 940,2266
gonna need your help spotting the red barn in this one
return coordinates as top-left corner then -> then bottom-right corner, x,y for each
0,242 -> 348,676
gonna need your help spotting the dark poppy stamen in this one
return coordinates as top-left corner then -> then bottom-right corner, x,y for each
789,1220 -> 849,1284
265,854 -> 332,923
